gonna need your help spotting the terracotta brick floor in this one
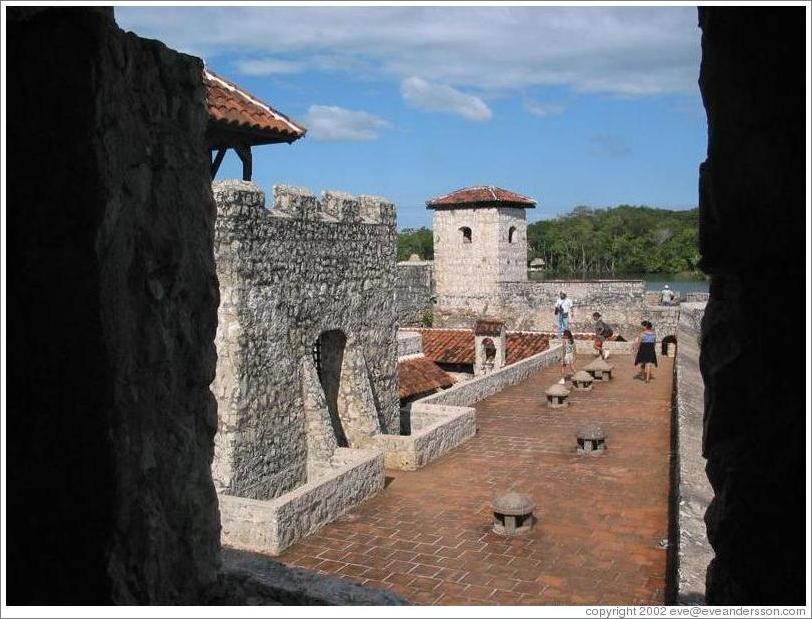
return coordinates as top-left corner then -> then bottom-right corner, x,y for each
275,356 -> 675,605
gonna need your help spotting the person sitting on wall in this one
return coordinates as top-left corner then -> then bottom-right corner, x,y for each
592,312 -> 613,359
660,284 -> 675,306
554,291 -> 573,338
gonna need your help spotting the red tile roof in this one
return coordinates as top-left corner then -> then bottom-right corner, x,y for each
419,329 -> 475,364
417,328 -> 551,367
426,186 -> 536,209
506,333 -> 550,365
398,356 -> 456,400
204,69 -> 306,147
474,319 -> 505,336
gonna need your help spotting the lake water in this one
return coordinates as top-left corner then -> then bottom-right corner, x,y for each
528,272 -> 709,294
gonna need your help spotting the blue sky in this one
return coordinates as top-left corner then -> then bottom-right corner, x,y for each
116,5 -> 707,230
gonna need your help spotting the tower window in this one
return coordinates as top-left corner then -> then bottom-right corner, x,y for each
460,227 -> 472,243
508,226 -> 517,243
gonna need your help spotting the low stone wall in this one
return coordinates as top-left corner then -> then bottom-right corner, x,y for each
219,448 -> 384,556
419,343 -> 563,407
674,303 -> 713,604
574,339 -> 635,356
373,404 -> 476,470
397,330 -> 423,358
395,261 -> 434,326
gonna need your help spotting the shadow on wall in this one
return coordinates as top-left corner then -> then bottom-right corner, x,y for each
314,329 -> 350,447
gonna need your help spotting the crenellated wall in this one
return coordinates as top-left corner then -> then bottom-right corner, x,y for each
212,181 -> 399,500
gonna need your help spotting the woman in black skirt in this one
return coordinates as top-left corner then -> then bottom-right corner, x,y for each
633,321 -> 658,383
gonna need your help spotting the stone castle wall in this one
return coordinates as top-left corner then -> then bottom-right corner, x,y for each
212,181 -> 399,501
432,207 -> 527,300
429,279 -> 676,341
7,7 -> 220,602
395,260 -> 434,326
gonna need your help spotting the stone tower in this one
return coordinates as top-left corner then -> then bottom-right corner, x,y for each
427,185 -> 536,315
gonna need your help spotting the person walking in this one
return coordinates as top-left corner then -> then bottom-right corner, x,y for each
591,312 -> 613,359
559,329 -> 576,384
554,292 -> 573,338
633,320 -> 658,383
660,284 -> 675,306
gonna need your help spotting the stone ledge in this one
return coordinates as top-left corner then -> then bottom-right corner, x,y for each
218,448 -> 385,556
373,404 -> 476,470
213,548 -> 408,605
674,319 -> 714,604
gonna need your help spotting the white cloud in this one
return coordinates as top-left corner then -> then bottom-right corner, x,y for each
116,6 -> 701,98
401,77 -> 491,121
234,58 -> 305,76
589,133 -> 631,158
304,105 -> 391,142
524,100 -> 566,117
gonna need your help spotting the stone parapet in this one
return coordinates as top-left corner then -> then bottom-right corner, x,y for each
373,404 -> 476,470
218,448 -> 385,556
418,343 -> 563,407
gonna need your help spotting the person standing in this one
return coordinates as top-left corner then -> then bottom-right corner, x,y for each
559,329 -> 576,384
554,292 -> 573,338
660,284 -> 675,306
633,320 -> 658,383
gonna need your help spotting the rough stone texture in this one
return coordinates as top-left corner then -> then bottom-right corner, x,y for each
219,448 -> 385,555
213,548 -> 407,605
395,260 -> 435,326
7,7 -> 221,603
212,180 -> 399,500
679,302 -> 706,335
419,344 -> 563,407
433,206 -> 528,303
397,330 -> 424,358
697,7 -> 805,605
675,304 -> 713,605
374,404 -> 477,470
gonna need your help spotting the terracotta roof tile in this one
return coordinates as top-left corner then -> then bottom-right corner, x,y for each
418,329 -> 475,365
417,328 -> 551,366
426,185 -> 536,209
398,356 -> 456,400
506,333 -> 550,365
204,69 -> 306,146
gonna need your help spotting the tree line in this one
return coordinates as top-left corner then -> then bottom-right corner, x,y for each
397,205 -> 700,276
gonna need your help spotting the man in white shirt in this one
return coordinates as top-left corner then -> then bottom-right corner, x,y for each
660,284 -> 676,306
554,292 -> 573,338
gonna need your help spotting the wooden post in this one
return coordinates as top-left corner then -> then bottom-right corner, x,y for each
210,148 -> 227,179
235,144 -> 252,181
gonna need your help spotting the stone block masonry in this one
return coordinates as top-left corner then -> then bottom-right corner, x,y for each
395,260 -> 434,326
219,448 -> 385,556
212,180 -> 399,501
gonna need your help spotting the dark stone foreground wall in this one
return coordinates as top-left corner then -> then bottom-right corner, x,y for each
698,7 -> 806,605
7,8 -> 221,603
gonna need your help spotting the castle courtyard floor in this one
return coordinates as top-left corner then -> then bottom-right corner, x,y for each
275,356 -> 675,605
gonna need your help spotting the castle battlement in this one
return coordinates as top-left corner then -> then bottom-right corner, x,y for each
212,180 -> 395,227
